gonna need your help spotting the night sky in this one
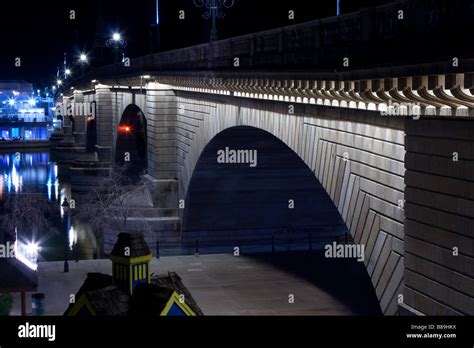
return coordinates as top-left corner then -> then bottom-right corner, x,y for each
0,0 -> 394,88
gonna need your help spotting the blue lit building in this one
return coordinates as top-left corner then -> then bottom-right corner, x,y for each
0,81 -> 54,141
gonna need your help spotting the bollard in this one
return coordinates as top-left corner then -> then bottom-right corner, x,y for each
31,293 -> 45,316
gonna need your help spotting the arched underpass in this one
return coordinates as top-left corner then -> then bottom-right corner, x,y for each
183,126 -> 347,244
182,126 -> 381,315
115,104 -> 148,175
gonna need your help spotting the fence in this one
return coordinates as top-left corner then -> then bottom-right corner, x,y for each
54,225 -> 351,261
155,225 -> 349,257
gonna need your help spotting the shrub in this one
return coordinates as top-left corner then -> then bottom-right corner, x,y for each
0,293 -> 14,316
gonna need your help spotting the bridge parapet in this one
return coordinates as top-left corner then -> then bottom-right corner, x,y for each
126,0 -> 471,72
58,0 -> 474,97
156,73 -> 474,117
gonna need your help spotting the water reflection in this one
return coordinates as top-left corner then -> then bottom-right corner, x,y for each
0,152 -> 50,197
0,150 -> 101,261
68,225 -> 77,250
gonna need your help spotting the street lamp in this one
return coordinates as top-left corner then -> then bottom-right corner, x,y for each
79,53 -> 89,75
57,79 -> 62,86
193,0 -> 235,42
65,69 -> 71,77
61,198 -> 71,273
106,32 -> 127,64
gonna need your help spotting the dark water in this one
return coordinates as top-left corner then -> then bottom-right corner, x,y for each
0,150 -> 101,261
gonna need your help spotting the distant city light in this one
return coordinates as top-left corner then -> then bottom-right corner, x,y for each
65,69 -> 71,75
79,53 -> 88,62
141,75 -> 151,79
113,33 -> 121,41
52,86 -> 56,91
28,98 -> 36,106
57,79 -> 62,85
12,90 -> 19,97
8,99 -> 15,106
37,89 -> 40,94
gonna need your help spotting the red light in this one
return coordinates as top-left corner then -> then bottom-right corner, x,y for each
119,125 -> 132,133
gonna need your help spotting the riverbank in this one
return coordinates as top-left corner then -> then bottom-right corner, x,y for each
0,140 -> 49,150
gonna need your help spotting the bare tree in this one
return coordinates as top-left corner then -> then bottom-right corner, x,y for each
0,191 -> 56,244
76,165 -> 155,235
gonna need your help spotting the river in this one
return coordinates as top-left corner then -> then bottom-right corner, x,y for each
0,149 -> 102,261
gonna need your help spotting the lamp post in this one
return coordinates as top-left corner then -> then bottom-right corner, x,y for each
193,0 -> 235,42
337,0 -> 341,16
61,198 -> 70,273
106,33 -> 127,64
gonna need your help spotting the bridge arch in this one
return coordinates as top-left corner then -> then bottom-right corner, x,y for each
174,95 -> 405,315
182,125 -> 348,241
115,104 -> 148,174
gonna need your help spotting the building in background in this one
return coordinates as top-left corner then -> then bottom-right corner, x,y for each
0,81 -> 54,141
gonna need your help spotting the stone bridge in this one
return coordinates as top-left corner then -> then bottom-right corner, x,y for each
54,0 -> 474,316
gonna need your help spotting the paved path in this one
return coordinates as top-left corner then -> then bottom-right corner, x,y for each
11,252 -> 381,316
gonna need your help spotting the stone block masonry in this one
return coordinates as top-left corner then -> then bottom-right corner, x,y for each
404,119 -> 474,315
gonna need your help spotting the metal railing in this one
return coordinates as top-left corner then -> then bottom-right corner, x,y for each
155,233 -> 349,257
49,225 -> 351,261
155,225 -> 349,257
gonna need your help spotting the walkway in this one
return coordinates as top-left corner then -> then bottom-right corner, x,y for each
11,251 -> 381,316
